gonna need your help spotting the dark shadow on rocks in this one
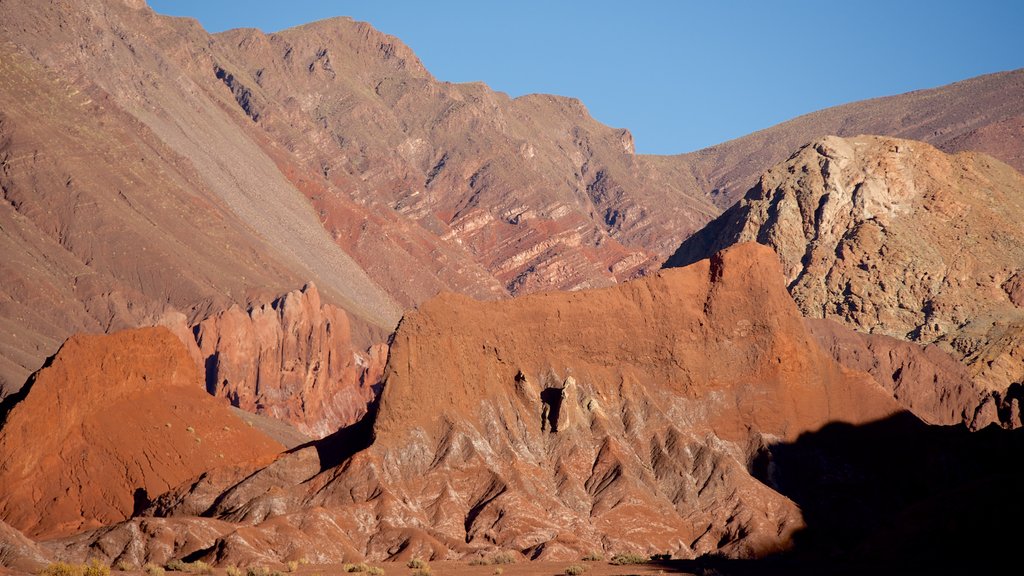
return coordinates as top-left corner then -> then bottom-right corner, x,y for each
299,399 -> 379,472
671,411 -> 1024,575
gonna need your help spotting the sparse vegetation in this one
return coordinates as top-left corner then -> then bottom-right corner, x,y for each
405,559 -> 427,570
285,561 -> 299,573
244,567 -> 270,576
344,563 -> 368,573
366,567 -> 385,576
113,560 -> 135,572
39,562 -> 84,576
143,563 -> 165,576
225,567 -> 243,576
609,553 -> 648,566
492,569 -> 502,576
467,558 -> 489,566
164,560 -> 211,575
564,565 -> 586,576
490,553 -> 516,565
581,552 -> 603,562
650,553 -> 671,561
39,559 -> 111,576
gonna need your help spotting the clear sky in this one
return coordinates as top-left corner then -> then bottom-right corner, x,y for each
148,1 -> 1024,155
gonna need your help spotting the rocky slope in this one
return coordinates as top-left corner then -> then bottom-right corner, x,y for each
676,69 -> 1024,209
0,37 -> 395,397
57,244 -> 902,566
668,135 -> 1024,409
194,283 -> 387,438
0,327 -> 284,540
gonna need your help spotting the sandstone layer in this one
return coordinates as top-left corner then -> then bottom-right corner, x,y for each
72,244 -> 903,567
669,136 -> 1024,397
0,327 -> 284,540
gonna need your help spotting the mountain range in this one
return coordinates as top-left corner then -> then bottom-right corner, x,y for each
1,0 -> 1022,573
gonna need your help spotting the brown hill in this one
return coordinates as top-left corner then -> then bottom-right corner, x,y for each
677,69 -> 1024,208
668,136 -> 1024,416
0,327 -> 284,540
85,243 -> 901,566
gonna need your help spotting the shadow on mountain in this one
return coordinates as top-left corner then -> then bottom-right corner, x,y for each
656,411 -> 1024,575
302,400 -> 379,472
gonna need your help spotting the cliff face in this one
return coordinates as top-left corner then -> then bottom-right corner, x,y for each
0,327 -> 283,540
669,136 -> 1024,400
101,244 -> 900,566
194,283 -> 386,438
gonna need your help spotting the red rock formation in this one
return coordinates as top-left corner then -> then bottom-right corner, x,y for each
0,327 -> 284,540
195,283 -> 386,438
131,244 -> 901,565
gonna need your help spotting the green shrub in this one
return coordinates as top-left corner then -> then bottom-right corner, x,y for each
609,553 -> 647,566
580,552 -> 603,562
405,559 -> 426,570
564,565 -> 586,576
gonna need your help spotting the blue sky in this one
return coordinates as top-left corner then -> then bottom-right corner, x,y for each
149,1 -> 1024,155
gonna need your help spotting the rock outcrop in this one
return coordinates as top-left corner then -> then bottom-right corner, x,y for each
0,327 -> 284,539
194,283 -> 387,438
123,243 -> 901,565
668,136 -> 1024,398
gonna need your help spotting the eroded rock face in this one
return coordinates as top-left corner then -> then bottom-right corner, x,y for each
669,136 -> 1024,395
135,243 -> 901,565
194,283 -> 386,439
0,327 -> 283,539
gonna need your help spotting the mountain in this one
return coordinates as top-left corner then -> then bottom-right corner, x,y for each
675,69 -> 1024,208
1,0 -> 1022,405
0,0 -> 716,395
0,327 -> 283,540
58,243 -> 901,566
668,135 -> 1024,424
